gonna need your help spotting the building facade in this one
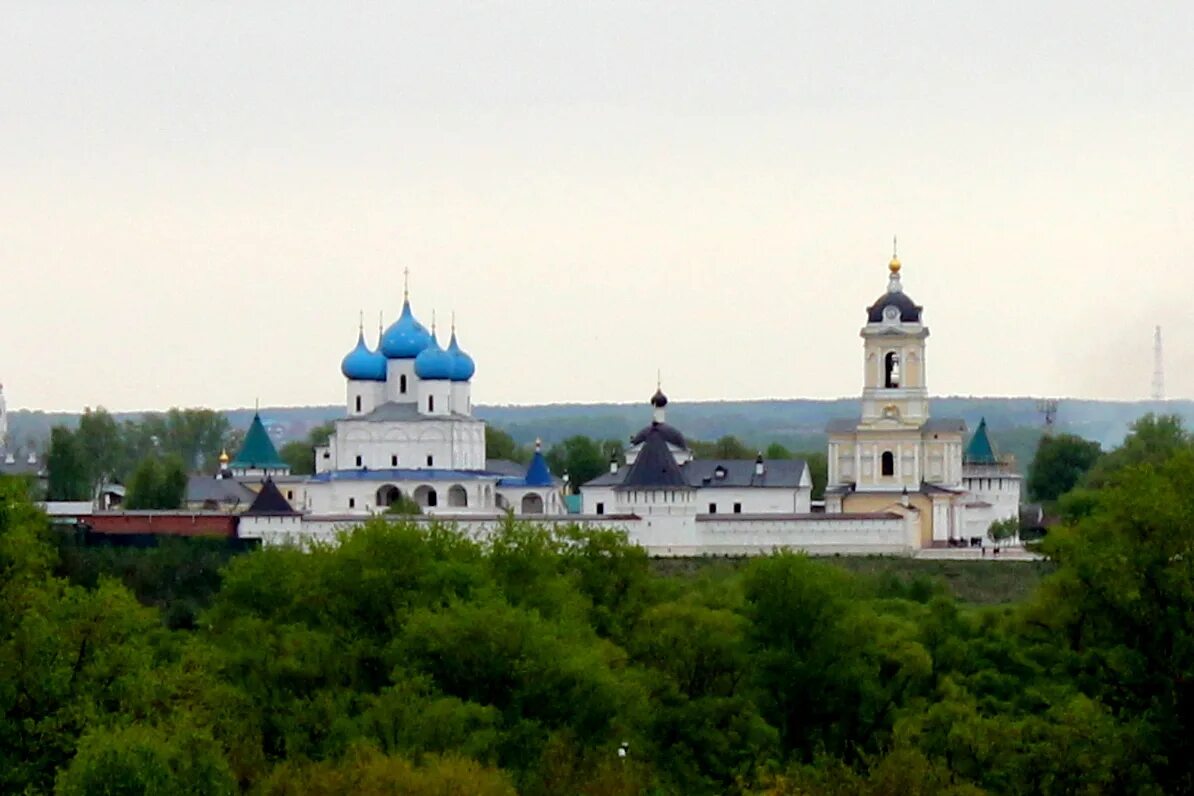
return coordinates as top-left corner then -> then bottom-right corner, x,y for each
232,284 -> 565,539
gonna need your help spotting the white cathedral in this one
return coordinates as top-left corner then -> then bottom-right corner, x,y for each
236,256 -> 1020,554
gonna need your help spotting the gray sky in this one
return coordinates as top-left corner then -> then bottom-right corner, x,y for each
2,2 -> 1191,411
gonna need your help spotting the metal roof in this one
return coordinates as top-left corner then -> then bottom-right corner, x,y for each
230,412 -> 288,470
586,457 -> 807,489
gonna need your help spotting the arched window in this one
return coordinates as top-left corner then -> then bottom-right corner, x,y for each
400,374 -> 407,394
413,485 -> 437,508
355,395 -> 362,412
376,485 -> 401,508
428,395 -> 435,412
881,451 -> 895,476
521,493 -> 544,514
448,485 -> 468,507
884,352 -> 901,388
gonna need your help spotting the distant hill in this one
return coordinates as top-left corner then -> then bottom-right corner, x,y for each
8,397 -> 1189,476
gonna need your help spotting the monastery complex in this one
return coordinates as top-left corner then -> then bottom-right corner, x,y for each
222,253 -> 1021,555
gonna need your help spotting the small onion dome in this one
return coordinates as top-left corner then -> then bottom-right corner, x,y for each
650,388 -> 668,408
414,331 -> 454,380
447,331 -> 476,382
341,331 -> 387,381
380,299 -> 432,358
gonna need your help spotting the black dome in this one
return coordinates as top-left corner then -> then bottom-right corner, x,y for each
866,291 -> 922,323
650,388 -> 668,408
631,422 -> 686,449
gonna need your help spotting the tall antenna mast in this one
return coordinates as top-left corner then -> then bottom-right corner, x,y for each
1152,325 -> 1165,401
1037,399 -> 1059,436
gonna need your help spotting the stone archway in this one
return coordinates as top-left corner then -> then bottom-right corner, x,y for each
447,484 -> 468,508
521,493 -> 544,514
413,485 -> 438,508
376,484 -> 402,508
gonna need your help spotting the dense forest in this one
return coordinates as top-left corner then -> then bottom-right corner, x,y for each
4,416 -> 1194,793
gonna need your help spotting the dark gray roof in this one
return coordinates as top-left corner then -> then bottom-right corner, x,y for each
617,427 -> 689,489
585,466 -> 629,487
685,459 -> 807,488
924,418 -> 967,433
630,421 -> 686,449
866,290 -> 922,323
0,450 -> 45,476
245,478 -> 298,515
185,476 -> 257,506
484,458 -> 529,477
357,402 -> 477,423
586,458 -> 807,489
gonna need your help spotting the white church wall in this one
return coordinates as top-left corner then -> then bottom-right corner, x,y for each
696,486 -> 810,515
331,418 -> 485,471
240,507 -> 917,558
384,360 -> 418,403
417,379 -> 452,417
345,380 -> 386,418
450,382 -> 472,415
691,514 -> 915,557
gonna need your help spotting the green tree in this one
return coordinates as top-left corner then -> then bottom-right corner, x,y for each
384,493 -> 423,515
56,724 -> 236,796
46,426 -> 89,501
1026,433 -> 1101,503
124,454 -> 188,510
765,443 -> 793,459
797,451 -> 828,500
1084,413 -> 1191,488
486,426 -> 530,464
279,422 -> 335,476
546,436 -> 605,489
279,441 -> 315,475
1030,447 -> 1194,792
138,409 -> 231,471
307,421 -> 335,447
75,407 -> 124,496
986,516 -> 1018,548
691,435 -> 756,460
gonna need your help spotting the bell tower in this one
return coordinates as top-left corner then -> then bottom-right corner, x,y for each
859,250 -> 930,429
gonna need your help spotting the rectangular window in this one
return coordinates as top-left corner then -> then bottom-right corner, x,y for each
355,455 -> 362,467
391,455 -> 398,467
286,490 -> 293,500
428,396 -> 435,412
426,455 -> 434,467
708,503 -> 717,514
733,502 -> 742,514
596,502 -> 604,515
348,497 -> 356,509
355,395 -> 361,412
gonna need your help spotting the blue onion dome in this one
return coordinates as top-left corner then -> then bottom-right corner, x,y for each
340,330 -> 387,381
447,330 -> 476,382
414,330 -> 454,380
380,299 -> 432,358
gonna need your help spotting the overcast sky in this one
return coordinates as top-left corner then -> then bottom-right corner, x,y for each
2,2 -> 1191,411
